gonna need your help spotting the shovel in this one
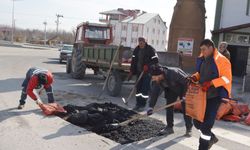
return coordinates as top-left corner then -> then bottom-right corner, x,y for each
121,71 -> 144,106
112,100 -> 183,127
97,42 -> 122,100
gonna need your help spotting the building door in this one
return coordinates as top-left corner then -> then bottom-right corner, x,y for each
228,45 -> 249,77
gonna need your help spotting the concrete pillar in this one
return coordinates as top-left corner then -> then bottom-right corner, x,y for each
167,0 -> 206,71
243,47 -> 250,92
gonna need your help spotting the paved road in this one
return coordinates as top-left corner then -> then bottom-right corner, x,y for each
0,45 -> 249,150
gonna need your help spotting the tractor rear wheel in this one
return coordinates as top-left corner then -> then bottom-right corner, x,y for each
71,47 -> 86,79
106,70 -> 122,97
66,57 -> 72,74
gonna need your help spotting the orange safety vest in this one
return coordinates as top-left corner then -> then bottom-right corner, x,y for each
192,49 -> 232,98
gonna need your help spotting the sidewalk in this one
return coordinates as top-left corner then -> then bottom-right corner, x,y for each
232,77 -> 250,104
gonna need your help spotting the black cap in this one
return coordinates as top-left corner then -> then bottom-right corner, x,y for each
149,64 -> 164,76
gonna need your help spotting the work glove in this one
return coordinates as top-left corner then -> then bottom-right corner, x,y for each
143,65 -> 149,73
35,99 -> 43,105
127,71 -> 133,81
146,107 -> 153,116
201,81 -> 212,92
187,76 -> 198,83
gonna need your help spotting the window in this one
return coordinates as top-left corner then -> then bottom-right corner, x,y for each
152,28 -> 155,34
163,30 -> 166,35
156,40 -> 159,45
132,25 -> 138,32
151,40 -> 154,44
247,0 -> 250,16
225,33 -> 250,45
131,38 -> 137,43
147,28 -> 149,33
85,27 -> 110,39
76,26 -> 83,41
121,37 -> 127,42
158,20 -> 160,24
154,18 -> 156,23
158,29 -> 160,34
162,40 -> 165,45
122,25 -> 127,31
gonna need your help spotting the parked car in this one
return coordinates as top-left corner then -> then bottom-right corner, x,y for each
59,44 -> 73,63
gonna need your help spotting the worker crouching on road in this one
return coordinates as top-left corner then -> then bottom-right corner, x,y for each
190,39 -> 232,150
147,64 -> 193,137
128,37 -> 159,111
17,67 -> 55,109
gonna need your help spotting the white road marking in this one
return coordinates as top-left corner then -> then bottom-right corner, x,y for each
171,136 -> 227,150
213,127 -> 250,147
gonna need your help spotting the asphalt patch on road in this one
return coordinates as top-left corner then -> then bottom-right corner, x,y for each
56,103 -> 165,144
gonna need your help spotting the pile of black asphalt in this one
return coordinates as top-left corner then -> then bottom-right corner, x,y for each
56,103 -> 165,144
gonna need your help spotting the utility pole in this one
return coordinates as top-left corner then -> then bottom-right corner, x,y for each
43,21 -> 47,45
55,14 -> 63,35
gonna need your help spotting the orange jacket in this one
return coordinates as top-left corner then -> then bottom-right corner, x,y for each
192,49 -> 232,98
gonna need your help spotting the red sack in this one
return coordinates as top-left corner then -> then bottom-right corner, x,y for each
245,113 -> 250,125
185,84 -> 206,122
39,103 -> 66,116
231,103 -> 242,116
174,102 -> 182,111
216,102 -> 232,120
238,104 -> 250,115
222,115 -> 241,122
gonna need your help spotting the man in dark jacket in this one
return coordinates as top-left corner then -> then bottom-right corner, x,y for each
219,41 -> 230,60
147,64 -> 193,136
128,37 -> 159,111
17,67 -> 55,109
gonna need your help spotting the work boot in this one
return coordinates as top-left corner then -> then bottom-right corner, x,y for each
184,127 -> 192,137
208,134 -> 219,149
132,105 -> 145,112
17,104 -> 25,109
158,127 -> 174,136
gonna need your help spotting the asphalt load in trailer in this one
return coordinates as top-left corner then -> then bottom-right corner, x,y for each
56,103 -> 165,144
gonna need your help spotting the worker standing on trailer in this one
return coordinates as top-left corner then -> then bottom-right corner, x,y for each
128,37 -> 159,111
190,39 -> 232,150
17,67 -> 55,109
147,64 -> 193,137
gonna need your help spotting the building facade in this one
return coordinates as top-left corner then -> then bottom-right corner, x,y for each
212,0 -> 250,91
99,9 -> 168,51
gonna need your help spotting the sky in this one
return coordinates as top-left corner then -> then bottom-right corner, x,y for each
0,0 -> 216,38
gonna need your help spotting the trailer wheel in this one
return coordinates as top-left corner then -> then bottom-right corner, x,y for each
71,47 -> 86,79
66,57 -> 72,74
106,71 -> 122,97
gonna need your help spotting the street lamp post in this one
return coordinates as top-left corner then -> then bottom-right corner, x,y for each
43,21 -> 47,46
11,0 -> 15,44
11,0 -> 22,44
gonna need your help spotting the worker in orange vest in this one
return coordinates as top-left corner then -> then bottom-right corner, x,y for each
190,39 -> 232,150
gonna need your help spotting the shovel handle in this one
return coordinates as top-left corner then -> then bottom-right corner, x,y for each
126,71 -> 144,102
119,100 -> 183,126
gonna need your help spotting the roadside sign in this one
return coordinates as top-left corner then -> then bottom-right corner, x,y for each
177,38 -> 194,56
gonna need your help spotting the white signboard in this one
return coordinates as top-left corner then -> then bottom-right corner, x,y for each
177,38 -> 194,56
